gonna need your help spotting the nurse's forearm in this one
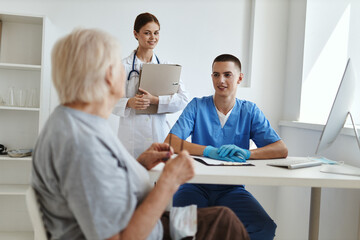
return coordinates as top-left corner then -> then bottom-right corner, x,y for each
165,133 -> 206,156
249,140 -> 288,159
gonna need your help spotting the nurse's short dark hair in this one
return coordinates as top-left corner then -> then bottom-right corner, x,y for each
134,12 -> 160,33
213,54 -> 242,72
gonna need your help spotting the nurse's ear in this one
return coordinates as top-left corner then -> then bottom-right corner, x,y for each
133,30 -> 139,40
237,73 -> 244,84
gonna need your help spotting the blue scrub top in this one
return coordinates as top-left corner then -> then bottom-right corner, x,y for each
170,96 -> 281,149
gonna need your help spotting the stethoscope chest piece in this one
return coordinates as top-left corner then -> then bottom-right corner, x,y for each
127,50 -> 160,80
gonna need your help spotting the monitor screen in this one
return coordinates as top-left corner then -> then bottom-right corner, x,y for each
315,58 -> 356,154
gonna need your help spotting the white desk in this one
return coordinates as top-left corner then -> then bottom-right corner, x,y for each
149,157 -> 360,240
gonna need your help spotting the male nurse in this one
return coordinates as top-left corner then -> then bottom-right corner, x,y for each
165,54 -> 288,240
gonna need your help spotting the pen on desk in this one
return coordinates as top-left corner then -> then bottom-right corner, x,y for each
180,138 -> 184,152
162,134 -> 172,162
168,133 -> 172,151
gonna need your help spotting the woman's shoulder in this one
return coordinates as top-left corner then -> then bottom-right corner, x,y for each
122,51 -> 136,65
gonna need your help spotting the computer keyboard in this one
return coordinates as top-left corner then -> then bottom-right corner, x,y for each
267,158 -> 322,169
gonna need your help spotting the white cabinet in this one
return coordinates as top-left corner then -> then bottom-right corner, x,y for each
0,12 -> 51,152
0,12 -> 53,239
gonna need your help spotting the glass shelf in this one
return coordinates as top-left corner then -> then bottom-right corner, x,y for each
0,184 -> 29,195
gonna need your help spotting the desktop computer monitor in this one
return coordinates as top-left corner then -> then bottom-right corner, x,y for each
315,58 -> 360,176
316,58 -> 358,154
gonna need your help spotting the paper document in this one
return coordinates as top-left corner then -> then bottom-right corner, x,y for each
193,156 -> 254,167
136,64 -> 182,114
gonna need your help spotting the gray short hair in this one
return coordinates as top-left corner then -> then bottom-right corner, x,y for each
51,28 -> 121,104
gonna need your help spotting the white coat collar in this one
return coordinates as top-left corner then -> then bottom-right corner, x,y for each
124,49 -> 159,65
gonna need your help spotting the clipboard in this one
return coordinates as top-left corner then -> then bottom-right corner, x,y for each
136,64 -> 182,114
193,157 -> 254,167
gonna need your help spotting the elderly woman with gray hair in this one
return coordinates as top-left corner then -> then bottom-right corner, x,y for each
31,28 -> 249,240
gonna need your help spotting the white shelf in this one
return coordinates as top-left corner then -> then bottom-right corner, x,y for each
0,13 -> 43,24
0,184 -> 29,195
0,63 -> 41,71
0,106 -> 40,111
0,12 -> 46,151
0,232 -> 33,240
0,155 -> 32,161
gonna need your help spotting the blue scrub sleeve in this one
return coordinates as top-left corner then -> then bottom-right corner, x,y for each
250,104 -> 281,148
170,99 -> 197,140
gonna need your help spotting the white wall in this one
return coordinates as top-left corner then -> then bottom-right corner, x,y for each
282,0 -> 307,122
301,0 -> 354,124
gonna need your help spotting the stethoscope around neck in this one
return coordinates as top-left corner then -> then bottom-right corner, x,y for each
127,50 -> 160,80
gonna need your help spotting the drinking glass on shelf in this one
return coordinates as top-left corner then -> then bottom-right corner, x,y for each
26,88 -> 38,108
17,88 -> 27,107
0,95 -> 5,106
7,87 -> 15,106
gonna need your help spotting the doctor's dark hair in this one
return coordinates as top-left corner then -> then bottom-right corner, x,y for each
213,54 -> 242,72
134,12 -> 160,33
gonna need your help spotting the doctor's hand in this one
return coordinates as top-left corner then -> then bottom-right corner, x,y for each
218,144 -> 250,161
137,143 -> 174,170
138,88 -> 159,105
203,146 -> 246,162
127,95 -> 150,110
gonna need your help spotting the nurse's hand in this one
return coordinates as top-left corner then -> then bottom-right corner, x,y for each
218,144 -> 251,160
138,88 -> 159,105
127,95 -> 150,110
203,146 -> 246,162
137,143 -> 174,170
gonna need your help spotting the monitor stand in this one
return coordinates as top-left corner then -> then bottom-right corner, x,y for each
348,112 -> 360,149
319,112 -> 360,177
320,164 -> 360,177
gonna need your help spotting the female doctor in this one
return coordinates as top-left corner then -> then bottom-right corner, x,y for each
113,12 -> 189,158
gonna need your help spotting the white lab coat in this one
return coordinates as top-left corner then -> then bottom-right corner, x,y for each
113,50 -> 190,158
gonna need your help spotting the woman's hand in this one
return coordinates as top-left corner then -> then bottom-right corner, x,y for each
138,88 -> 159,105
118,150 -> 194,240
159,150 -> 195,189
137,143 -> 173,170
127,95 -> 150,110
137,144 -> 194,188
